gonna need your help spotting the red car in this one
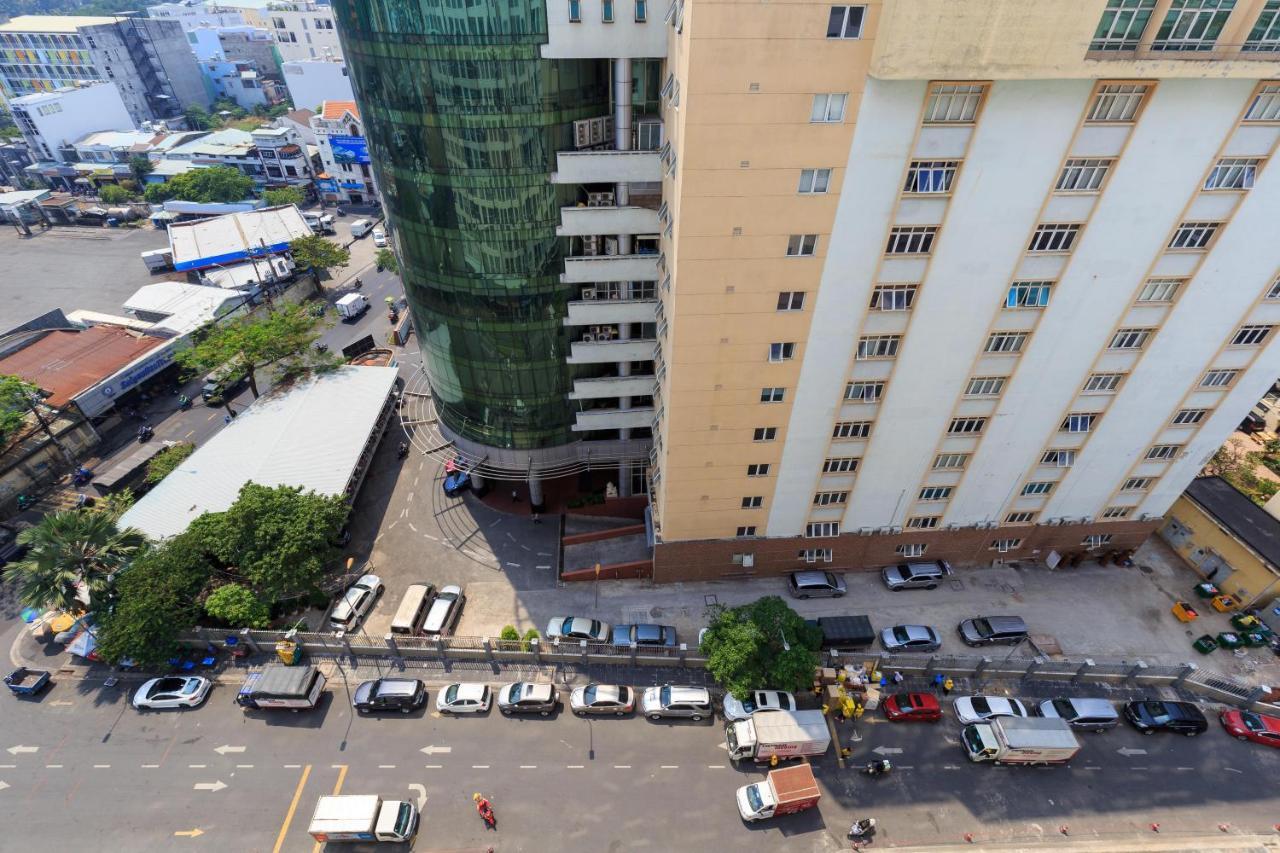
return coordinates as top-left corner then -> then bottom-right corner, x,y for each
884,692 -> 941,722
1219,710 -> 1280,748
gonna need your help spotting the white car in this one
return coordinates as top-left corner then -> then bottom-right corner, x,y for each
133,676 -> 212,710
372,228 -> 387,247
545,616 -> 611,642
953,695 -> 1029,725
723,690 -> 797,722
329,574 -> 383,632
435,682 -> 491,714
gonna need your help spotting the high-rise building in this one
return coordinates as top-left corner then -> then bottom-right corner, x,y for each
9,82 -> 135,163
336,0 -> 1280,581
257,2 -> 342,63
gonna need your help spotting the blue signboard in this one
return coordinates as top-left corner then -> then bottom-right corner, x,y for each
329,135 -> 370,165
315,177 -> 339,194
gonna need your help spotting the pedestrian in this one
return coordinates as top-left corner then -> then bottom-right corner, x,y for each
511,489 -> 520,503
223,415 -> 232,425
934,673 -> 944,693
943,676 -> 954,696
892,670 -> 904,686
531,512 -> 541,525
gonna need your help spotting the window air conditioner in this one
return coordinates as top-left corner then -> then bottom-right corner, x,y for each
604,237 -> 619,256
582,288 -> 596,300
581,334 -> 595,343
573,119 -> 591,149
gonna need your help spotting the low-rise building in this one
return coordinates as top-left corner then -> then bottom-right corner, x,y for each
0,137 -> 33,188
281,57 -> 351,112
311,100 -> 372,204
9,82 -> 134,163
160,126 -> 262,182
166,203 -> 312,271
251,125 -> 311,190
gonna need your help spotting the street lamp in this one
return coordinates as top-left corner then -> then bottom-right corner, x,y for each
779,628 -> 791,653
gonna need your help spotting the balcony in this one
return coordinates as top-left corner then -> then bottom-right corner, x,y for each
567,338 -> 657,364
562,254 -> 659,284
564,298 -> 657,326
552,149 -> 661,185
572,406 -> 656,432
570,375 -> 656,400
557,205 -> 660,237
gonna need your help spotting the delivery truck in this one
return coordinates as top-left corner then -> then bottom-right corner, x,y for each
303,211 -> 336,234
962,716 -> 1080,765
727,709 -> 831,763
236,665 -> 327,711
336,292 -> 370,321
307,795 -> 418,843
736,763 -> 821,821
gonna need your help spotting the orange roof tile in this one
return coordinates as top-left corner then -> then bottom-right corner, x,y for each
321,100 -> 359,121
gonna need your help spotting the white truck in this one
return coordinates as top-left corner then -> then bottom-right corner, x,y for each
307,795 -> 418,843
303,211 -> 335,234
962,716 -> 1081,765
139,247 -> 173,272
736,763 -> 822,821
726,709 -> 831,763
336,292 -> 370,321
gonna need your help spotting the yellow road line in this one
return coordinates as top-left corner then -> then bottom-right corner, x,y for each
271,763 -> 312,853
312,765 -> 348,853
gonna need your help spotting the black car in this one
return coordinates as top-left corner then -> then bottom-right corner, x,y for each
1122,700 -> 1208,736
353,678 -> 426,714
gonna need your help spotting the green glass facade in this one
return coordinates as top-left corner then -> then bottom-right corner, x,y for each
331,0 -> 610,449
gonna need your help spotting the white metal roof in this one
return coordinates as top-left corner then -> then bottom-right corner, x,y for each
0,15 -> 120,33
167,204 -> 312,270
119,366 -> 398,540
123,281 -> 242,318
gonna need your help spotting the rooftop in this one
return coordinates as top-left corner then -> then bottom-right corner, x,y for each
166,204 -> 312,270
9,82 -> 113,105
0,325 -> 164,408
284,109 -> 314,126
0,189 -> 49,209
0,15 -> 121,33
1185,476 -> 1280,571
74,130 -> 162,151
118,366 -> 399,540
164,127 -> 256,159
319,100 -> 359,122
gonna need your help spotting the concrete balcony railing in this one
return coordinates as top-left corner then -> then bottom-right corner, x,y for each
572,406 -> 656,432
564,298 -> 657,326
562,254 -> 659,284
551,149 -> 662,185
569,374 -> 657,400
557,205 -> 660,237
566,338 -> 657,364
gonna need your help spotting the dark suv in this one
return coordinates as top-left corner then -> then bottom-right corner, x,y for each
1123,700 -> 1208,736
352,678 -> 426,714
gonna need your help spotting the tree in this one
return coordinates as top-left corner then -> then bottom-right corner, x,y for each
184,105 -> 213,130
92,488 -> 136,523
700,596 -> 822,699
129,155 -> 154,184
144,165 -> 254,205
144,442 -> 196,484
204,583 -> 270,628
0,374 -> 36,443
2,510 -> 146,614
262,186 -> 305,208
94,538 -> 209,667
375,248 -> 399,275
99,184 -> 131,204
177,302 -> 331,399
290,234 -> 350,274
1204,439 -> 1280,505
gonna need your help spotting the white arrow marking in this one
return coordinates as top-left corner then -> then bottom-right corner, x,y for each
49,700 -> 73,707
1117,747 -> 1147,757
0,781 -> 10,791
213,745 -> 246,755
419,745 -> 452,755
872,746 -> 903,755
408,783 -> 427,810
6,746 -> 37,756
193,780 -> 227,792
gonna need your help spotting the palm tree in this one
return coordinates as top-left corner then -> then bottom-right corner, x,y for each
3,510 -> 147,614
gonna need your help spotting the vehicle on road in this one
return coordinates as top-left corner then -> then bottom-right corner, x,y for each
723,689 -> 797,722
736,764 -> 821,821
302,211 -> 335,234
726,709 -> 830,763
336,292 -> 371,321
442,469 -> 470,496
353,678 -> 425,714
879,624 -> 941,652
1219,709 -> 1280,748
329,574 -> 383,632
1123,700 -> 1208,736
307,795 -> 418,843
436,683 -> 491,714
546,616 -> 611,642
421,584 -> 465,637
1037,697 -> 1119,732
4,667 -> 50,696
810,615 -> 875,651
237,665 -> 327,711
389,583 -> 435,636
611,622 -> 677,647
349,218 -> 374,238
372,227 -> 387,247
497,681 -> 558,716
641,685 -> 713,720
570,683 -> 635,716
954,695 -> 1028,725
881,560 -> 952,591
958,615 -> 1029,647
962,716 -> 1080,765
786,570 -> 846,599
200,362 -> 248,405
132,676 -> 212,710
883,692 -> 941,722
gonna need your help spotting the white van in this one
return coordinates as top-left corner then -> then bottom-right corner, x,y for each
350,218 -> 374,238
390,583 -> 435,636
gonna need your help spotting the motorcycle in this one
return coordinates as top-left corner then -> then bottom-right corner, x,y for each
848,817 -> 877,842
178,394 -> 192,411
863,759 -> 891,777
315,342 -> 329,354
73,466 -> 93,486
353,277 -> 363,289
335,207 -> 346,217
137,424 -> 154,443
397,442 -> 409,459
473,793 -> 496,829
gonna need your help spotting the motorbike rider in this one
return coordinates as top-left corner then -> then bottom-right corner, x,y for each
848,817 -> 877,838
866,758 -> 891,775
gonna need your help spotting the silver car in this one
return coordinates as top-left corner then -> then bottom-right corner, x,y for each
497,681 -> 558,716
545,616 -> 611,642
641,685 -> 713,721
879,624 -> 942,652
329,574 -> 383,632
1038,697 -> 1119,731
570,683 -> 635,716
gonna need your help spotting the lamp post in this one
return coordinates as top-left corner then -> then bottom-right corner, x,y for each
27,392 -> 74,467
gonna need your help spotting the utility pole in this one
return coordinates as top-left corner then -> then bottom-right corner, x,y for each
27,394 -> 75,467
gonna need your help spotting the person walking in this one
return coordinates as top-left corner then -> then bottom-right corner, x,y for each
934,673 -> 944,693
943,676 -> 954,696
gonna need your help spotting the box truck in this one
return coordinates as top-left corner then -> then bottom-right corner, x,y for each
307,795 -> 418,843
336,292 -> 370,321
303,211 -> 335,234
962,716 -> 1080,765
736,763 -> 821,821
726,709 -> 831,763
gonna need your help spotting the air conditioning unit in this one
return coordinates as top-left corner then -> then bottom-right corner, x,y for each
573,119 -> 592,149
890,526 -> 902,535
581,334 -> 595,343
587,191 -> 614,207
589,116 -> 608,146
582,288 -> 596,300
1081,516 -> 1093,524
859,528 -> 874,536
604,237 -> 619,256
1049,518 -> 1063,526
1140,513 -> 1152,521
583,235 -> 599,255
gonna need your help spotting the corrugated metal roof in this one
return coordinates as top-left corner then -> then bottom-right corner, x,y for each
167,204 -> 312,271
118,366 -> 398,541
0,15 -> 120,32
0,326 -> 164,407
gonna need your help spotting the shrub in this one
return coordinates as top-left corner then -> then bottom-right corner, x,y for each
99,184 -> 131,204
499,625 -> 520,642
204,583 -> 270,628
145,442 -> 195,484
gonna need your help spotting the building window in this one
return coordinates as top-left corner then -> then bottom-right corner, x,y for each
760,387 -> 786,403
1028,224 -> 1080,253
569,0 -> 581,22
1083,372 -> 1125,393
1121,477 -> 1153,491
1057,158 -> 1113,191
777,291 -> 806,311
1022,481 -> 1054,496
869,284 -> 917,311
799,548 -> 834,563
833,421 -> 872,439
1204,158 -> 1260,190
923,83 -> 985,123
1062,413 -> 1097,433
1201,368 -> 1239,387
919,486 -> 954,502
602,0 -> 615,22
731,552 -> 753,566
798,168 -> 832,194
787,234 -> 819,256
965,376 -> 1005,397
742,496 -> 764,508
856,335 -> 901,360
991,538 -> 1023,552
1146,444 -> 1182,460
1090,0 -> 1156,50
747,463 -> 771,477
1102,506 -> 1133,519
844,381 -> 884,402
886,226 -> 937,254
904,160 -> 959,193
1245,84 -> 1280,121
948,417 -> 987,434
933,453 -> 969,470
822,457 -> 860,473
896,543 -> 928,557
768,342 -> 796,362
753,427 -> 778,441
827,5 -> 866,38
1169,221 -> 1219,249
813,490 -> 849,506
1005,511 -> 1036,524
1246,2 -> 1280,50
736,525 -> 757,537
1007,281 -> 1052,308
1084,534 -> 1115,548
1109,328 -> 1152,350
985,332 -> 1029,354
1041,449 -> 1077,467
1136,278 -> 1184,303
806,521 -> 841,538
811,93 -> 848,123
1231,324 -> 1273,346
635,0 -> 648,22
1172,408 -> 1208,425
1266,277 -> 1280,299
906,516 -> 940,529
1153,0 -> 1235,52
1087,83 -> 1150,122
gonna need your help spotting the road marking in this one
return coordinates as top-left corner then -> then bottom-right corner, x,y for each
424,764 -> 442,769
872,746 -> 903,755
707,765 -> 725,770
898,765 -> 915,770
236,765 -> 254,769
173,829 -> 204,839
1082,766 -> 1101,770
567,765 -> 584,769
193,780 -> 227,791
942,765 -> 961,770
519,765 -> 537,769
660,765 -> 679,769
472,765 -> 490,769
49,700 -> 73,707
419,745 -> 451,755
0,781 -> 9,791
189,764 -> 207,769
1130,767 -> 1149,771
424,534 -> 438,542
283,764 -> 301,769
1116,747 -> 1147,757
142,764 -> 159,769
614,765 -> 632,769
505,562 -> 519,568
378,765 -> 396,769
406,491 -> 414,504
92,764 -> 110,769
1225,767 -> 1243,774
6,746 -> 37,755
0,765 -> 14,769
45,764 -> 63,769
506,532 -> 516,542
536,565 -> 552,570
408,523 -> 417,533
330,765 -> 346,770
214,745 -> 245,755
272,764 -> 311,853
183,430 -> 195,439
1176,766 -> 1195,771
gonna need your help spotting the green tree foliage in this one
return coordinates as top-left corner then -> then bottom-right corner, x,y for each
92,488 -> 136,523
290,234 -> 350,273
2,511 -> 146,614
0,374 -> 38,443
262,186 -> 305,208
177,302 -> 332,399
99,184 -> 132,204
375,248 -> 399,275
144,442 -> 196,484
204,583 -> 270,628
700,596 -> 822,699
144,165 -> 253,205
184,105 -> 213,130
129,155 -> 154,184
94,539 -> 209,667
1204,438 -> 1280,505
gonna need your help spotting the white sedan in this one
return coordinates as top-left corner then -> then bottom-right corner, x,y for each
435,682 -> 491,714
372,228 -> 387,247
953,695 -> 1028,725
723,690 -> 797,722
133,676 -> 212,710
329,573 -> 383,632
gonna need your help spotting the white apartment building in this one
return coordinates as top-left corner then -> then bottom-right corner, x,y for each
9,82 -> 134,163
281,58 -> 352,111
262,3 -> 341,63
147,2 -> 248,32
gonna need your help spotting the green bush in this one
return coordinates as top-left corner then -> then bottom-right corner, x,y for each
145,442 -> 195,484
204,583 -> 270,628
99,184 -> 131,204
499,625 -> 520,642
522,628 -> 540,643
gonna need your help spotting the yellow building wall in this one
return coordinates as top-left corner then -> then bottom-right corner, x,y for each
1164,495 -> 1280,606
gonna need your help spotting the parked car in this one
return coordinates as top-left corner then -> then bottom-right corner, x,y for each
133,676 -> 212,710
611,623 -> 677,647
349,218 -> 374,238
879,624 -> 942,653
883,692 -> 942,723
1123,700 -> 1208,736
436,682 -> 491,714
1219,709 -> 1280,748
329,574 -> 383,632
953,695 -> 1028,725
372,227 -> 387,247
958,615 -> 1029,647
496,682 -> 558,716
723,689 -> 796,722
786,570 -> 847,599
641,685 -> 713,721
570,683 -> 635,716
546,616 -> 611,642
881,560 -> 952,591
442,470 -> 470,496
1037,697 -> 1119,732
421,585 -> 464,637
353,678 -> 425,714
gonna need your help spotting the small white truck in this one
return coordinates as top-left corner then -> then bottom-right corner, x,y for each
336,292 -> 370,321
736,763 -> 822,821
726,709 -> 831,763
962,716 -> 1081,765
303,211 -> 335,234
307,795 -> 418,843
